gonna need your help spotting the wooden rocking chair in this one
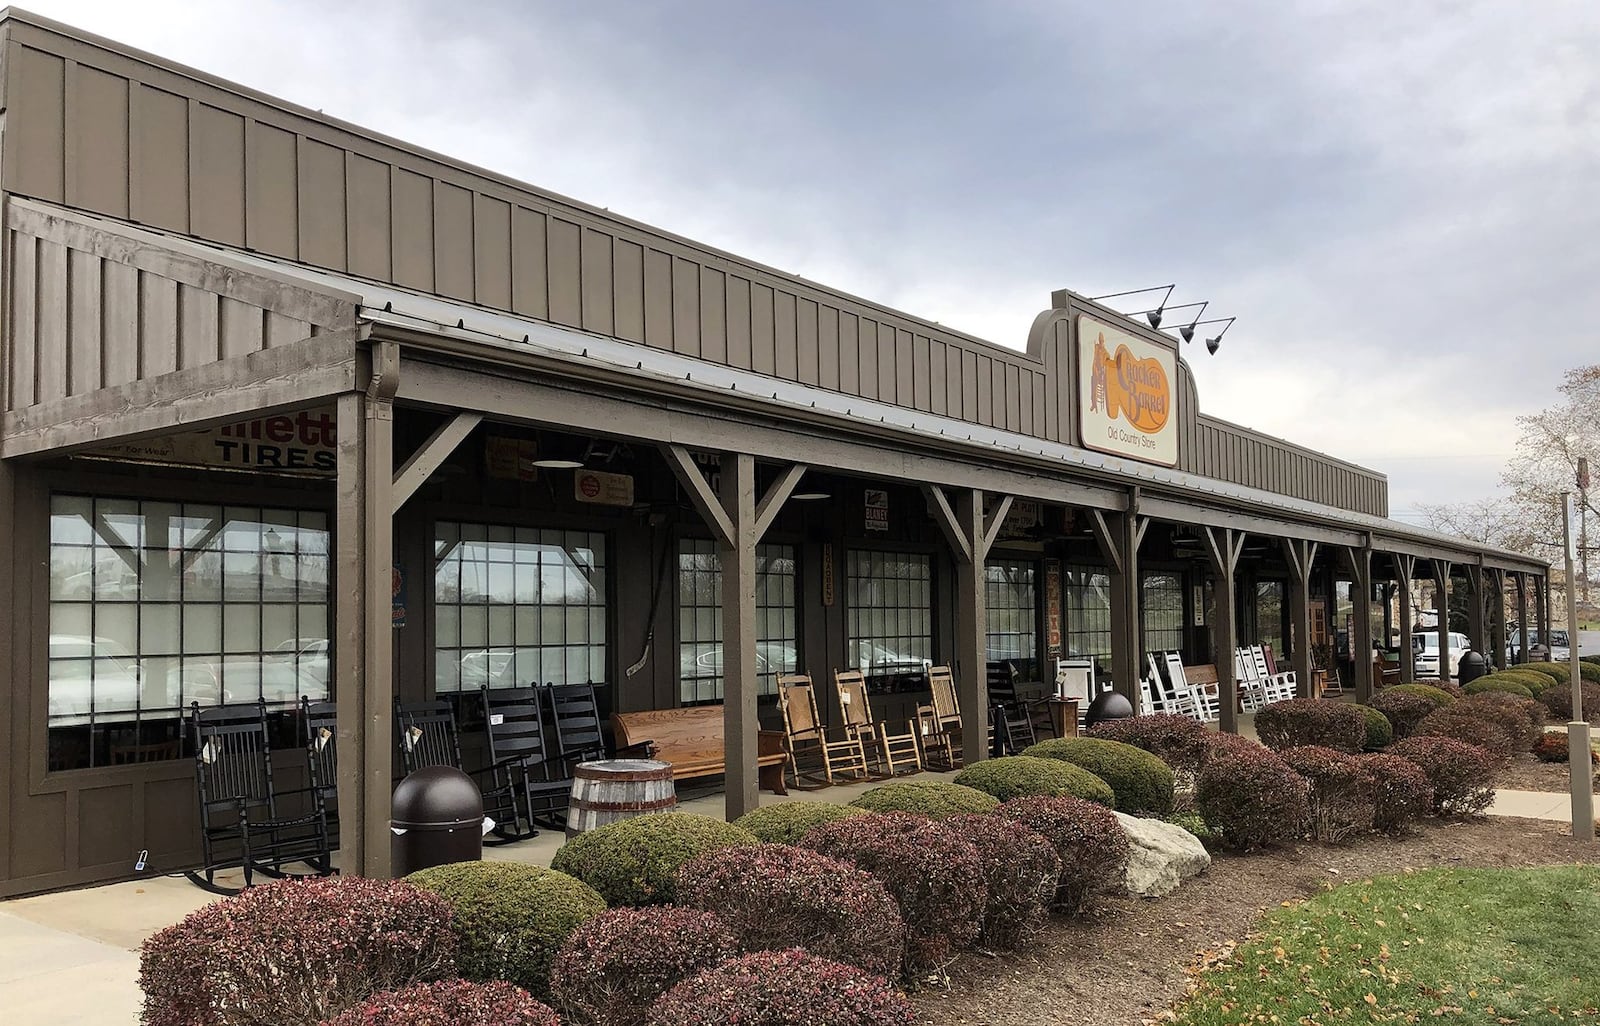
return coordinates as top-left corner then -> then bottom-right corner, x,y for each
777,673 -> 870,789
833,669 -> 921,777
919,665 -> 964,769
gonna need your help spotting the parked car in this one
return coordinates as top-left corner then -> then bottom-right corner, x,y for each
1413,631 -> 1469,681
1508,629 -> 1569,664
47,634 -> 143,725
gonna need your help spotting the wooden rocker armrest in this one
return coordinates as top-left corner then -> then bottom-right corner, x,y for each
243,808 -> 325,831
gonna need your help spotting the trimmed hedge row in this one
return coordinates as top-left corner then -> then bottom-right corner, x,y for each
550,813 -> 758,907
954,754 -> 1116,806
1254,698 -> 1368,754
847,780 -> 1000,817
1020,737 -> 1174,815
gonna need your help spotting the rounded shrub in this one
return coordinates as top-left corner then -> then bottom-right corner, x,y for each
1389,736 -> 1497,816
644,949 -> 914,1026
995,795 -> 1129,914
1166,812 -> 1220,850
799,812 -> 985,974
1253,698 -> 1368,754
1279,745 -> 1375,842
407,861 -> 605,1001
1522,661 -> 1571,686
1533,731 -> 1571,762
1414,705 -> 1520,763
1464,676 -> 1534,700
1459,692 -> 1542,750
1356,753 -> 1433,834
847,780 -> 999,817
1388,683 -> 1457,707
1195,747 -> 1310,851
1581,662 -> 1600,685
549,812 -> 758,906
1085,714 -> 1212,777
675,843 -> 905,978
1496,669 -> 1558,696
1542,681 -> 1600,725
1200,730 -> 1272,765
944,813 -> 1061,949
1020,737 -> 1174,815
732,801 -> 871,845
139,877 -> 456,1026
1358,705 -> 1394,751
549,907 -> 738,1026
1369,689 -> 1439,739
321,980 -> 559,1026
953,754 -> 1115,806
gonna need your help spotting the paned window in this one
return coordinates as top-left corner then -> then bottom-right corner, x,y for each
985,559 -> 1037,673
1256,579 -> 1286,660
677,540 -> 798,704
433,523 -> 607,692
1063,566 -> 1112,675
47,495 -> 330,770
847,550 -> 933,678
1143,572 -> 1186,655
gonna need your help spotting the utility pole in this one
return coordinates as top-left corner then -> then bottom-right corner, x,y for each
1562,491 -> 1593,842
1579,457 -> 1590,606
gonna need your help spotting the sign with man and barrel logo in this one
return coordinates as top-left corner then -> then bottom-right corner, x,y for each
1076,315 -> 1178,467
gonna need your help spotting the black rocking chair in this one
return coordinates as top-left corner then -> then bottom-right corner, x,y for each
992,701 -> 1038,755
301,698 -> 339,840
482,686 -> 572,831
187,700 -> 333,895
545,683 -> 607,767
395,698 -> 534,844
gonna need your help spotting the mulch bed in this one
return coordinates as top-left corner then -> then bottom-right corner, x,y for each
915,817 -> 1593,1026
1496,752 -> 1599,792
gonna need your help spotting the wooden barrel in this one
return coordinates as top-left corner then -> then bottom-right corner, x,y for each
565,759 -> 677,837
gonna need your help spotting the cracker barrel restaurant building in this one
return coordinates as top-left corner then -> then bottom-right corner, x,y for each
0,11 -> 1550,897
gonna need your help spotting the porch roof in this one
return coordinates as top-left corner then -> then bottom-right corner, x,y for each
11,199 -> 1548,577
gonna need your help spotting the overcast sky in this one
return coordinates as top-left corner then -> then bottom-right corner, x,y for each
24,0 -> 1600,520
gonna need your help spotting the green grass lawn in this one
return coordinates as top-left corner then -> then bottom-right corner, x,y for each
1170,866 -> 1600,1025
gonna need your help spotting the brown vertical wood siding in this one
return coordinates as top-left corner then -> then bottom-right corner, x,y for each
0,18 -> 1387,516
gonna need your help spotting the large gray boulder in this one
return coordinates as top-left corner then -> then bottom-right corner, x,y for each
1114,811 -> 1211,898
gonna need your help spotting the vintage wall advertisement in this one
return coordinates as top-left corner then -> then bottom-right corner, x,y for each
1076,315 -> 1178,467
83,409 -> 338,473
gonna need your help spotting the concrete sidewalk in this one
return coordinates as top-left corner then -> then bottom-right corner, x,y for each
1488,787 -> 1591,822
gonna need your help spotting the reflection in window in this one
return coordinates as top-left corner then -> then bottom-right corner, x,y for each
846,551 -> 932,680
677,540 -> 798,705
985,559 -> 1037,676
1143,572 -> 1186,655
433,523 -> 607,692
1257,579 -> 1286,661
47,495 -> 330,770
1063,567 -> 1111,677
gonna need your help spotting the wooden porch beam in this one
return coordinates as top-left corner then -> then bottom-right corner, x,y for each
391,412 -> 483,514
1,330 -> 362,458
662,445 -> 736,547
979,495 -> 1015,559
921,485 -> 973,565
1395,553 -> 1418,683
753,464 -> 808,541
1202,525 -> 1243,732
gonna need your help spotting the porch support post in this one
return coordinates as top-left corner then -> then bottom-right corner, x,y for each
719,453 -> 759,819
1466,565 -> 1486,657
1433,559 -> 1453,683
1346,545 -> 1375,702
0,459 -> 14,882
1088,504 -> 1147,704
924,485 -> 1012,763
1202,526 -> 1245,733
1516,573 -> 1530,664
1282,537 -> 1319,698
663,446 -> 809,818
1395,553 -> 1418,684
335,345 -> 398,878
1488,569 -> 1507,669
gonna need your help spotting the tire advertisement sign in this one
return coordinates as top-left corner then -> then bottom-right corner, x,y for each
1077,315 -> 1178,467
82,408 -> 338,474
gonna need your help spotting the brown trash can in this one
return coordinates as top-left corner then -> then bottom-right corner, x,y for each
565,759 -> 677,838
391,765 -> 485,876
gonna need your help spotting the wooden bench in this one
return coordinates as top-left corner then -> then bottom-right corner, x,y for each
613,706 -> 789,795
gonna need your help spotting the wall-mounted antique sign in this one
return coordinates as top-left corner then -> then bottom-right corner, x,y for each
83,408 -> 337,473
1077,315 -> 1178,467
485,437 -> 539,481
864,488 -> 889,532
574,469 -> 635,507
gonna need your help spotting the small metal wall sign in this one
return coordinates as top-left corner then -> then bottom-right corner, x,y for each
864,488 -> 890,532
822,543 -> 836,606
575,469 -> 635,507
485,437 -> 540,481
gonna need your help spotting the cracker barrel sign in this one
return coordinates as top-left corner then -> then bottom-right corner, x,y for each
1077,315 -> 1178,467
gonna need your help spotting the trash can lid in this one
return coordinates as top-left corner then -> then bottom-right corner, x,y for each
391,765 -> 484,830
